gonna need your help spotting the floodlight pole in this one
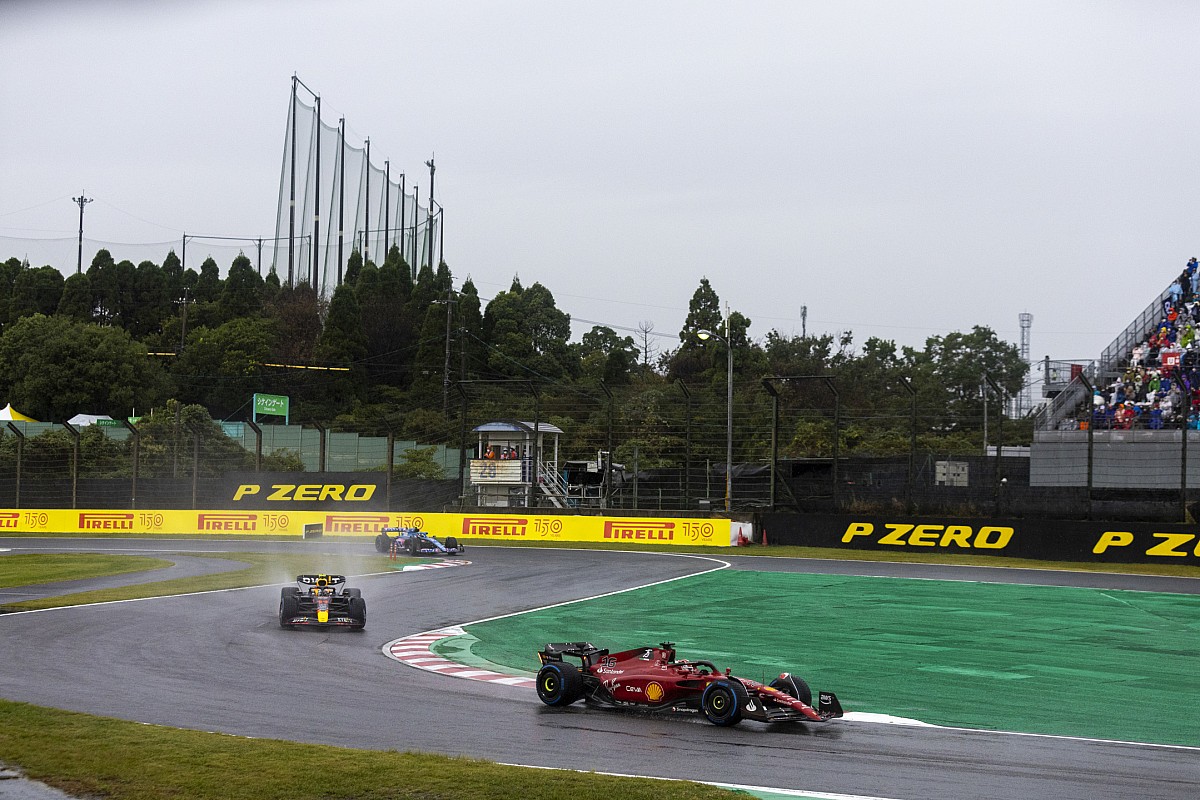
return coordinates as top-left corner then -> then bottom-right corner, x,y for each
72,193 -> 92,273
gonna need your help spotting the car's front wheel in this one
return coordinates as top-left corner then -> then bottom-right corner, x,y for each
536,662 -> 583,706
279,589 -> 300,629
701,680 -> 748,726
770,673 -> 812,706
348,596 -> 366,630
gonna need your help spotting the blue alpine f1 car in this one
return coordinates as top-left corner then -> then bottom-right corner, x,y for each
374,526 -> 466,556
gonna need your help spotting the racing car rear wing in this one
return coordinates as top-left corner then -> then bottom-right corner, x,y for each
538,642 -> 610,668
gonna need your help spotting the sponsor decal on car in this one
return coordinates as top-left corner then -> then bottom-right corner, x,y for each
645,682 -> 665,702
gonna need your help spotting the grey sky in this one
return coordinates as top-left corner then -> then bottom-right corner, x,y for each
4,1 -> 1198,371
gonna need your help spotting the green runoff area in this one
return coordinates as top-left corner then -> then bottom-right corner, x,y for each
456,567 -> 1200,747
1,541 -> 1198,800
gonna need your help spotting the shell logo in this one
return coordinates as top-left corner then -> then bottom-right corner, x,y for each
645,682 -> 665,702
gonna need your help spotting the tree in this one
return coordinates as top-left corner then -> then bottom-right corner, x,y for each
194,257 -> 222,303
394,445 -> 446,479
219,253 -> 265,322
129,260 -> 172,339
86,250 -> 136,327
483,278 -> 576,380
56,272 -> 92,322
9,265 -> 64,321
0,314 -> 171,419
171,317 -> 274,415
578,325 -> 639,385
904,325 -> 1028,428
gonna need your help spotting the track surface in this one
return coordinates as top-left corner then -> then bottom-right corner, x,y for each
0,538 -> 1197,800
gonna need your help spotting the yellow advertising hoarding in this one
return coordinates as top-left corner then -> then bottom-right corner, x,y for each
0,509 -> 736,547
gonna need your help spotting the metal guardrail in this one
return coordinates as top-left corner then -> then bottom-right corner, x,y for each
1098,285 -> 1172,377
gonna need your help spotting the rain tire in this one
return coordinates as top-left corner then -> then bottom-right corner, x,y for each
536,662 -> 583,707
701,680 -> 748,726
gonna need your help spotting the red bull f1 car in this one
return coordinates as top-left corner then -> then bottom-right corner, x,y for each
536,641 -> 842,727
374,526 -> 465,556
279,574 -> 365,630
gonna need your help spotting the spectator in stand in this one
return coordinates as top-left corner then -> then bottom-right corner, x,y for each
1169,280 -> 1184,307
485,445 -> 497,459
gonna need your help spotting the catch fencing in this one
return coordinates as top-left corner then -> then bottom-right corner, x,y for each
1,377 -> 1196,522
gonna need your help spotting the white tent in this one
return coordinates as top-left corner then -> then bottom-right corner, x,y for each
68,413 -> 114,426
0,403 -> 37,422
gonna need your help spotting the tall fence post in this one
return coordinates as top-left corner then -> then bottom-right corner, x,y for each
312,421 -> 327,472
1075,373 -> 1095,520
762,378 -> 780,512
1181,410 -> 1189,522
6,422 -> 23,509
62,422 -> 79,509
121,420 -> 139,509
244,419 -> 263,472
191,425 -> 201,510
899,377 -> 916,513
384,421 -> 396,511
676,380 -> 692,510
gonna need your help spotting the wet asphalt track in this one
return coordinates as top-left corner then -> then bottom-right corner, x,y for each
0,537 -> 1197,800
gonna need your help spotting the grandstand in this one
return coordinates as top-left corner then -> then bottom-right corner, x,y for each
1031,257 -> 1200,494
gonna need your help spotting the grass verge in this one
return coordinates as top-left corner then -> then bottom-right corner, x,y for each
0,553 -> 174,588
0,552 -> 397,611
0,699 -> 741,800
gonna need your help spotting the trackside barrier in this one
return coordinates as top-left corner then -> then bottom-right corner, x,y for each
755,512 -> 1200,566
0,509 -> 737,547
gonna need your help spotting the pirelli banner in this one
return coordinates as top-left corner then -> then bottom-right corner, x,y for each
1,509 -> 737,546
757,513 -> 1200,565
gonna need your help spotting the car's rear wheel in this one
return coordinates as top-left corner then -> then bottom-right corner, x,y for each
770,673 -> 812,706
279,590 -> 300,629
345,588 -> 362,599
348,596 -> 366,629
701,680 -> 748,726
374,535 -> 389,553
407,537 -> 421,556
536,662 -> 583,706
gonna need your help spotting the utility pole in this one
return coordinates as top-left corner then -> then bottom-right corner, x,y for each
425,156 -> 435,269
72,193 -> 92,273
443,288 -> 456,414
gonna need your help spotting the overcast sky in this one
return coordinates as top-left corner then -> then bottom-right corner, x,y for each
4,1 -> 1199,373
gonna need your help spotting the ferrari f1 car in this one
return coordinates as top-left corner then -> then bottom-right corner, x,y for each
279,574 -> 366,630
535,641 -> 842,727
374,526 -> 465,556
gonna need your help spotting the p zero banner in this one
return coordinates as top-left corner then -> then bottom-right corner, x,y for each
222,473 -> 387,510
758,512 -> 1200,565
1,509 -> 735,546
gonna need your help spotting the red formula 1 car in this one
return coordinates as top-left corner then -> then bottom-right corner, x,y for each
535,641 -> 842,727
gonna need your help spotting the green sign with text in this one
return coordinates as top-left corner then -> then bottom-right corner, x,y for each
253,393 -> 289,424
